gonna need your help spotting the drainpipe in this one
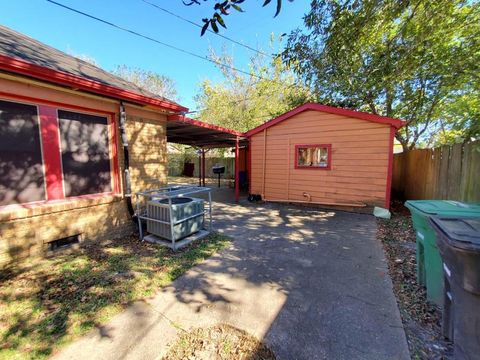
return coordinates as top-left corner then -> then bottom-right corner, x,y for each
118,102 -> 136,222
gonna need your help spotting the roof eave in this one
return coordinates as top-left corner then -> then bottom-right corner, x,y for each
245,102 -> 405,137
0,54 -> 188,113
167,114 -> 245,137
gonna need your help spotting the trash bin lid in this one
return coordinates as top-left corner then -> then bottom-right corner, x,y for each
405,200 -> 480,216
430,216 -> 480,251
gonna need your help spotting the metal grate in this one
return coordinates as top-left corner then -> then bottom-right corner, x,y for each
48,234 -> 80,251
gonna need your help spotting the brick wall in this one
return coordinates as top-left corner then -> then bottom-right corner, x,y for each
126,114 -> 168,195
0,98 -> 169,268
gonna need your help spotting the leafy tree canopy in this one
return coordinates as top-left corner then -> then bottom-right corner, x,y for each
111,65 -> 179,101
194,40 -> 311,132
183,0 -> 288,35
282,0 -> 480,150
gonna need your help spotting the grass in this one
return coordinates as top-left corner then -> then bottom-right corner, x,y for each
0,233 -> 230,360
163,324 -> 276,360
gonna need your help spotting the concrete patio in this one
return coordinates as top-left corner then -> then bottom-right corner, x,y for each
54,182 -> 410,360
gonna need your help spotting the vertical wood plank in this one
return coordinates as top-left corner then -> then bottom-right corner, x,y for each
438,146 -> 449,199
424,149 -> 435,199
460,142 -> 480,202
391,140 -> 478,202
447,143 -> 463,199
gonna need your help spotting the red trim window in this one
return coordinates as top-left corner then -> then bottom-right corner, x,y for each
295,144 -> 332,170
58,109 -> 113,197
0,97 -> 119,208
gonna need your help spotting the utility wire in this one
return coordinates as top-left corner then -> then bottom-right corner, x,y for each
46,0 -> 281,83
139,0 -> 271,58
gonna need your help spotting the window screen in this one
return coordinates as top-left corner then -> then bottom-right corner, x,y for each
296,145 -> 330,168
0,99 -> 45,206
58,110 -> 112,197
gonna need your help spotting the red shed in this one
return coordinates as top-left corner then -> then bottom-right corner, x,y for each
245,103 -> 404,208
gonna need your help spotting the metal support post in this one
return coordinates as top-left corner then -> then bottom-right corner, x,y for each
235,136 -> 240,202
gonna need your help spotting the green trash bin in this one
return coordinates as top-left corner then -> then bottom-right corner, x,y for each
405,200 -> 480,306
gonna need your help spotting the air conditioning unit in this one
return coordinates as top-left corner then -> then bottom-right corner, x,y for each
146,197 -> 204,241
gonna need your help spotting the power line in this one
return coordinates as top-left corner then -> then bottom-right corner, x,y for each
45,0 -> 279,82
45,0 -> 308,117
139,0 -> 271,58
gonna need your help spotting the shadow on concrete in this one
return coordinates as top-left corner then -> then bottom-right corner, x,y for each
42,179 -> 409,360
153,184 -> 410,359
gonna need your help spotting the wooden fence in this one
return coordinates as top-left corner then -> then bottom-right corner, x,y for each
392,141 -> 479,202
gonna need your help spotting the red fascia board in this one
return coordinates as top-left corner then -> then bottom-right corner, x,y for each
0,54 -> 188,113
167,114 -> 244,136
245,103 -> 405,137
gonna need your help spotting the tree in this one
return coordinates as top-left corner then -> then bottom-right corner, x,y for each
194,43 -> 311,132
183,0 -> 288,35
68,50 -> 99,67
282,0 -> 480,151
111,65 -> 178,101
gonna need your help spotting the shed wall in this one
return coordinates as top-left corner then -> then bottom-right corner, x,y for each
250,110 -> 392,207
0,77 -> 168,267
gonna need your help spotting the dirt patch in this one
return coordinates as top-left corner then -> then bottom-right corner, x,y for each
377,201 -> 453,359
163,324 -> 276,360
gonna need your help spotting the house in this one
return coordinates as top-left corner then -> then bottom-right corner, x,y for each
0,25 -> 404,266
0,25 -> 188,266
245,103 -> 404,208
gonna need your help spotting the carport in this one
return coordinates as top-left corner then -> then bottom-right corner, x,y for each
166,114 -> 248,202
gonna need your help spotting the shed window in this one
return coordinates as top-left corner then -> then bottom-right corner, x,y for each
0,100 -> 45,206
58,110 -> 112,197
295,144 -> 331,170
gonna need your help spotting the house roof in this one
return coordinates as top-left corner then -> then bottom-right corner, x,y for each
167,115 -> 247,148
245,103 -> 405,137
0,25 -> 187,113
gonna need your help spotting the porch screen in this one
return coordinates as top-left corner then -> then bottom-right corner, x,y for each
0,99 -> 45,206
58,110 -> 112,197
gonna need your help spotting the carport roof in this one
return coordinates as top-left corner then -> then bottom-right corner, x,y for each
167,115 -> 247,148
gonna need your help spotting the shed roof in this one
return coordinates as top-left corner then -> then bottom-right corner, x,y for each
245,103 -> 405,137
167,115 -> 247,148
0,25 -> 187,113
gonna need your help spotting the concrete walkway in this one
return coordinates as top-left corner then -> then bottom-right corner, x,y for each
54,198 -> 410,360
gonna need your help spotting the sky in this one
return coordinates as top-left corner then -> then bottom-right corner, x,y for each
0,0 -> 310,111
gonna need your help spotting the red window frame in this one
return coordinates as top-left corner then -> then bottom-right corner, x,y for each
294,144 -> 332,170
0,93 -> 120,210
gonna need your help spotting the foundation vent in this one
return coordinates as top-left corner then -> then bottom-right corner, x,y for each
48,234 -> 81,252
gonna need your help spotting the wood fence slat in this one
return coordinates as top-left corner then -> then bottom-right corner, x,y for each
392,140 -> 479,202
432,147 -> 442,199
460,143 -> 470,201
460,143 -> 480,202
424,149 -> 435,199
447,143 -> 463,199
